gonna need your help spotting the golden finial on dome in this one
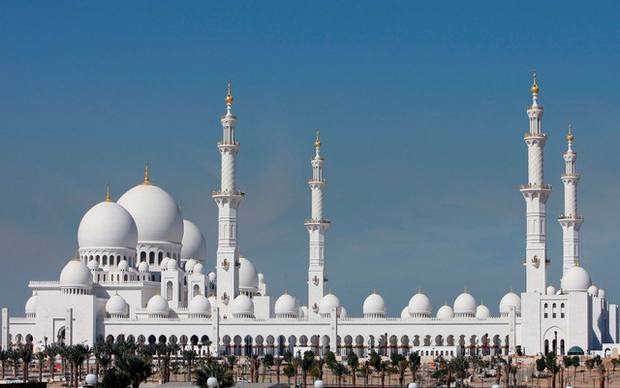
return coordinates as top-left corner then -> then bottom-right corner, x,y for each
314,129 -> 321,149
105,183 -> 112,202
143,161 -> 151,185
531,70 -> 540,94
225,80 -> 234,105
566,123 -> 574,143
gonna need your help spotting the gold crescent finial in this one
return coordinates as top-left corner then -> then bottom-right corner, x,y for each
143,161 -> 151,185
566,123 -> 574,143
105,183 -> 112,202
531,70 -> 540,94
226,80 -> 234,105
314,129 -> 321,149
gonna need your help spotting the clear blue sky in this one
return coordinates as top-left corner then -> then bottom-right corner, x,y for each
1,2 -> 619,315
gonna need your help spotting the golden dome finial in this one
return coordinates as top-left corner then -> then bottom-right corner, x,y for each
225,80 -> 234,105
531,70 -> 540,94
566,123 -> 574,143
105,183 -> 112,202
314,129 -> 321,149
143,161 -> 151,185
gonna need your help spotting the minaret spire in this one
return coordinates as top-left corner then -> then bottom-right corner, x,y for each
559,124 -> 583,275
305,129 -> 330,318
143,161 -> 151,185
521,71 -> 551,294
213,80 -> 243,315
105,184 -> 112,202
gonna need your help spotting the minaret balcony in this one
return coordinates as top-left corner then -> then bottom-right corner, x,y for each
558,214 -> 584,221
523,132 -> 546,139
304,218 -> 331,225
212,190 -> 245,198
520,183 -> 552,191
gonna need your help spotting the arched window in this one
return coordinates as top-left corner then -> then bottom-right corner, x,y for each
103,255 -> 108,265
543,303 -> 548,318
158,252 -> 163,264
123,274 -> 128,282
193,284 -> 201,297
560,303 -> 566,318
552,303 -> 557,319
140,251 -> 146,262
149,252 -> 155,265
166,281 -> 173,301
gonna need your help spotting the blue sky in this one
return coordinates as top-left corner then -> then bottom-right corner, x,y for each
1,2 -> 619,315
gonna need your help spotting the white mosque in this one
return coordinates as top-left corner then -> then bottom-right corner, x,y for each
2,76 -> 620,359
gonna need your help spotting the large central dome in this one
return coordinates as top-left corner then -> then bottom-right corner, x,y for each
118,183 -> 183,244
78,201 -> 138,249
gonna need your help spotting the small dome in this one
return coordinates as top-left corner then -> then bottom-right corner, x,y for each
400,306 -> 409,319
475,304 -> 491,320
561,266 -> 591,291
138,261 -> 150,273
25,294 -> 38,316
181,220 -> 207,261
239,257 -> 259,291
146,295 -> 169,317
363,291 -> 386,317
208,272 -> 216,282
106,294 -> 129,317
319,293 -> 341,316
118,184 -> 184,244
275,292 -> 298,317
453,291 -> 476,316
587,285 -> 599,296
408,292 -> 432,317
436,304 -> 454,320
160,257 -> 170,270
231,294 -> 254,318
185,258 -> 198,273
499,291 -> 521,316
166,259 -> 178,271
188,294 -> 211,317
546,285 -> 556,295
193,262 -> 204,274
78,201 -> 138,249
87,259 -> 99,270
60,260 -> 93,287
117,259 -> 129,271
598,288 -> 606,299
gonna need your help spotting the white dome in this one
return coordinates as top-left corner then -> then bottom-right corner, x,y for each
59,260 -> 93,287
138,261 -> 150,272
499,291 -> 521,316
436,304 -> 454,320
25,294 -> 38,315
408,292 -> 432,316
77,201 -> 138,249
146,295 -> 169,317
319,293 -> 341,316
193,263 -> 204,274
363,292 -> 386,317
231,294 -> 254,318
181,220 -> 207,261
239,257 -> 259,291
453,291 -> 476,316
475,304 -> 491,320
587,285 -> 599,296
87,259 -> 99,270
400,307 -> 409,319
188,294 -> 211,317
117,259 -> 129,271
160,257 -> 170,270
106,294 -> 129,317
117,183 -> 183,244
184,258 -> 198,273
561,266 -> 591,291
546,285 -> 557,295
166,259 -> 178,271
275,292 -> 298,317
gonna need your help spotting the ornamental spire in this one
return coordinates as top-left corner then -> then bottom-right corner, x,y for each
143,161 -> 151,185
566,123 -> 574,149
531,70 -> 540,106
105,184 -> 112,202
314,129 -> 322,157
225,80 -> 234,116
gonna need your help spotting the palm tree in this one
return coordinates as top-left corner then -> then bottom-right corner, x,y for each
545,352 -> 560,388
450,356 -> 469,387
194,359 -> 234,388
283,361 -> 296,385
0,349 -> 9,379
300,351 -> 316,388
182,349 -> 197,382
408,352 -> 421,383
273,356 -> 282,383
35,350 -> 46,382
262,353 -> 274,382
346,352 -> 359,386
332,361 -> 348,386
17,344 -> 33,382
9,348 -> 19,378
116,354 -> 152,388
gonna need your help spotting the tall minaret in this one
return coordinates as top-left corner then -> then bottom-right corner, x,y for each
521,72 -> 551,294
213,81 -> 243,315
305,130 -> 330,318
558,125 -> 583,275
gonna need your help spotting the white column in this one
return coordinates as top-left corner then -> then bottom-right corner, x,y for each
521,73 -> 550,294
559,127 -> 583,275
306,132 -> 330,318
1,308 -> 8,349
214,82 -> 243,316
65,308 -> 74,346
